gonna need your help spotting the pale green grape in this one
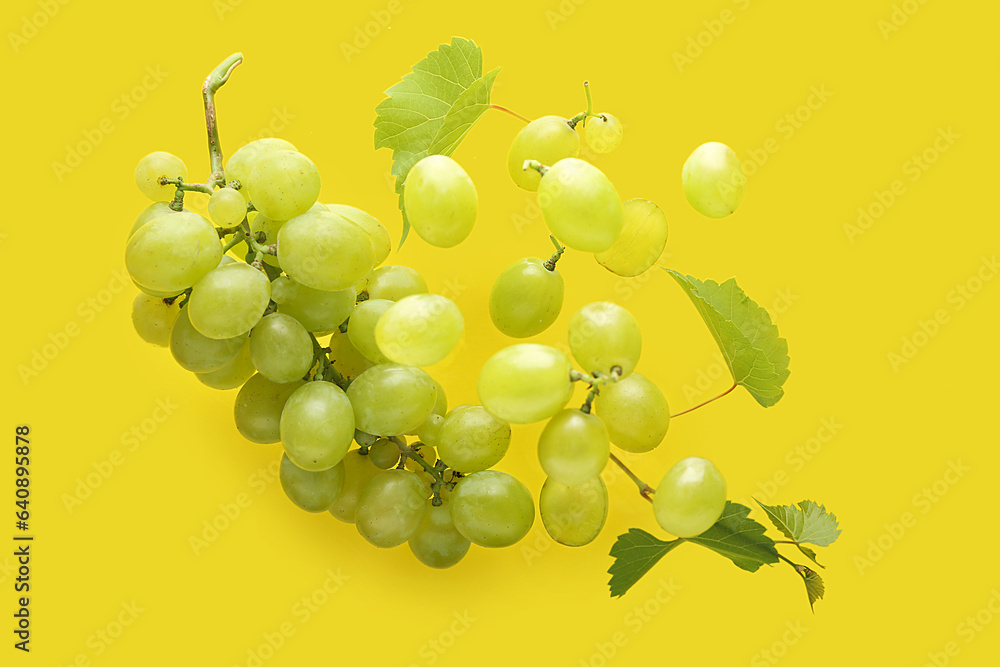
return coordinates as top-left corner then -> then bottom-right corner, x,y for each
327,204 -> 392,266
595,372 -> 670,453
507,116 -> 580,191
489,257 -> 564,338
346,364 -> 437,436
134,151 -> 187,202
431,382 -> 448,417
367,265 -> 428,301
450,471 -> 534,548
271,276 -> 356,333
347,299 -> 393,365
568,302 -> 642,377
539,476 -> 608,547
414,413 -> 444,447
354,271 -> 372,293
403,155 -> 478,248
249,313 -> 313,383
375,294 -> 464,367
187,263 -> 270,339
368,438 -> 401,469
279,381 -> 355,471
196,338 -> 256,390
278,209 -> 375,291
233,374 -> 304,444
594,198 -> 668,277
130,293 -> 180,347
355,430 -> 379,448
355,469 -> 428,548
129,202 -> 183,239
279,452 -> 345,512
408,499 -> 471,568
225,138 -> 297,201
170,308 -> 246,373
537,409 -> 610,485
403,444 -> 436,473
653,457 -> 727,537
436,406 -> 511,473
682,142 -> 746,219
247,150 -> 321,220
328,450 -> 380,523
478,344 -> 574,424
208,187 -> 248,226
249,214 -> 284,268
585,113 -> 624,154
538,158 -> 623,253
328,332 -> 374,379
126,211 -> 222,294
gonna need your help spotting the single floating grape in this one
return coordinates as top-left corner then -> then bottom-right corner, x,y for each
375,294 -> 464,367
347,364 -> 438,436
403,155 -> 478,248
187,263 -> 271,339
653,456 -> 727,538
225,137 -> 297,201
539,476 -> 609,547
126,211 -> 222,295
568,302 -> 642,377
595,372 -> 670,453
279,452 -> 346,512
248,150 -> 321,220
537,409 -> 610,485
408,498 -> 471,568
328,450 -> 381,524
682,142 -> 746,219
585,113 -> 623,154
450,470 -> 535,548
507,116 -> 580,191
537,158 -> 623,253
489,257 -> 564,338
279,381 -> 355,471
355,469 -> 427,548
249,313 -> 313,384
233,374 -> 304,444
594,198 -> 668,277
134,151 -> 187,202
436,406 -> 511,473
278,209 -> 375,291
478,344 -> 574,424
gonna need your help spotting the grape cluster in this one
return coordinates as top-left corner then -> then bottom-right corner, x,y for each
126,65 -> 748,569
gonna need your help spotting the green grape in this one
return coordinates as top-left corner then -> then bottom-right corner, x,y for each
478,344 -> 574,424
247,150 -> 321,220
130,293 -> 180,347
507,116 -> 580,191
225,137 -> 297,201
271,276 -> 356,333
129,202 -> 183,239
355,430 -> 379,448
409,499 -> 471,568
568,302 -> 642,377
367,265 -> 428,301
279,381 -> 355,471
328,450 -> 380,523
249,214 -> 285,268
375,294 -> 464,367
414,413 -> 444,447
594,198 -> 668,277
279,452 -> 345,512
126,211 -> 222,294
196,338 -> 256,390
328,332 -> 374,379
354,270 -> 372,293
403,155 -> 478,248
537,158 -> 623,253
233,374 -> 304,444
355,469 -> 428,548
403,444 -> 436,472
368,438 -> 401,469
208,187 -> 248,226
450,470 -> 534,548
346,364 -> 437,436
585,113 -> 624,154
436,406 -> 511,473
653,457 -> 727,538
327,204 -> 392,267
278,209 -> 375,291
682,142 -> 747,219
539,476 -> 608,547
346,299 -> 393,365
537,409 -> 610,485
431,381 -> 448,417
594,372 -> 670,453
169,308 -> 246,373
489,257 -> 564,338
249,313 -> 313,383
134,151 -> 187,202
187,263 -> 271,339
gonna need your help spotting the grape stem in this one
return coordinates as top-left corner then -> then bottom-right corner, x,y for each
567,81 -> 598,129
523,159 -> 548,176
543,235 -> 566,271
221,233 -> 244,254
489,103 -> 529,124
670,383 -> 737,418
609,453 -> 655,503
203,52 -> 243,188
392,439 -> 446,485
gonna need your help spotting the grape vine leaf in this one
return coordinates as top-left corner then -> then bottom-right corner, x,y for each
607,529 -> 683,598
374,37 -> 500,246
795,564 -> 825,612
755,500 -> 842,547
685,501 -> 780,572
665,270 -> 790,407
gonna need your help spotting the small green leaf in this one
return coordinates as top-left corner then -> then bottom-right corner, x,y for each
796,565 -> 825,612
374,37 -> 499,246
796,544 -> 824,569
607,529 -> 683,598
665,270 -> 790,407
686,501 -> 780,572
755,499 -> 842,547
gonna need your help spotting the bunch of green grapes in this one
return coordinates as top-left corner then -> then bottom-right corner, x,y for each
126,57 -> 747,571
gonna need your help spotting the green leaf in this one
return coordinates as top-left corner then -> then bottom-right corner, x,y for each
374,37 -> 500,246
665,270 -> 790,407
607,529 -> 683,598
795,565 -> 825,612
686,501 -> 780,572
796,544 -> 824,569
755,499 -> 842,547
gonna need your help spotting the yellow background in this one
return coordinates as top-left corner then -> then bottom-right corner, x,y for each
4,0 -> 999,664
